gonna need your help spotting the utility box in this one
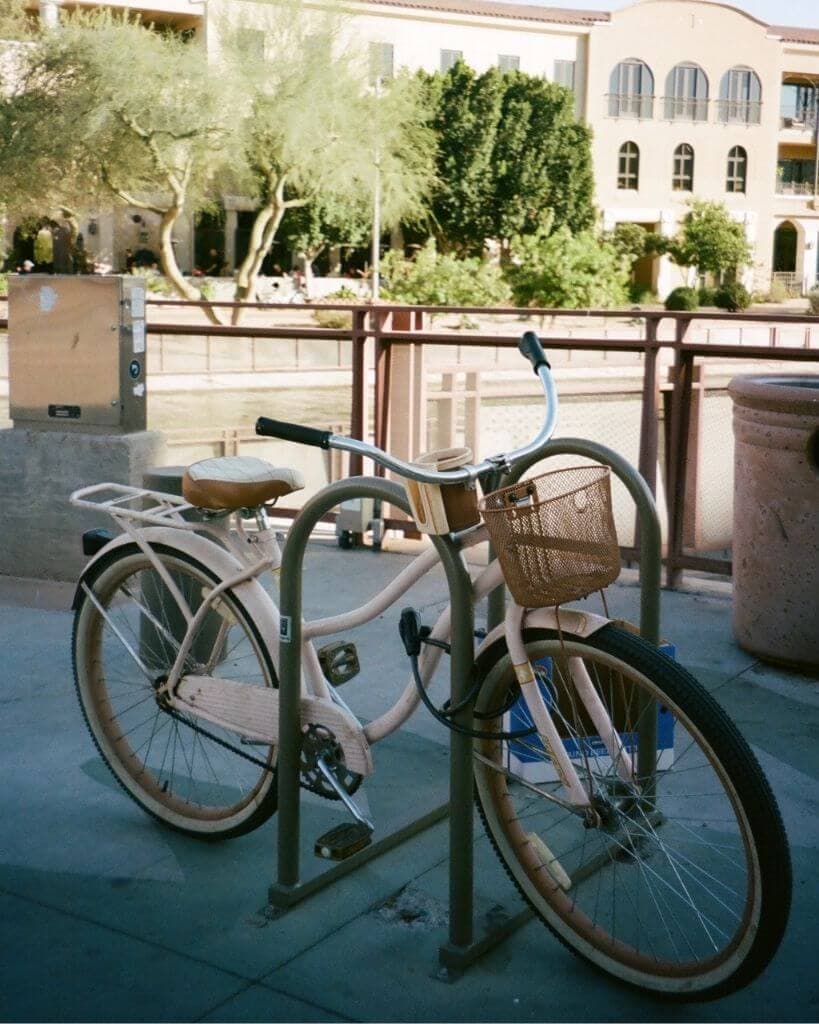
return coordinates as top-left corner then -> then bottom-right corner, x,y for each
9,275 -> 147,433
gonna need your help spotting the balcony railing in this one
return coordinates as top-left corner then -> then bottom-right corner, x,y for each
662,96 -> 709,122
607,93 -> 654,119
717,99 -> 762,125
776,179 -> 816,196
780,110 -> 818,130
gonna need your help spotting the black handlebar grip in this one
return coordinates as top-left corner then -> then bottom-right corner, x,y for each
518,331 -> 550,374
255,417 -> 332,449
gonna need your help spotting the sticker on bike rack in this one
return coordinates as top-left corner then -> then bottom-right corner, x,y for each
280,616 -> 292,643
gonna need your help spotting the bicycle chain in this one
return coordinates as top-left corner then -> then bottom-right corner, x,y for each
162,706 -> 359,798
164,705 -> 276,774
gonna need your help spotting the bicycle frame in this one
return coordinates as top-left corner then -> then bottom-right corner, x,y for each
71,479 -> 632,809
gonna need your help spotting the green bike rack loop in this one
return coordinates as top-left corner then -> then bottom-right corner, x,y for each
269,476 -> 483,966
268,439 -> 664,975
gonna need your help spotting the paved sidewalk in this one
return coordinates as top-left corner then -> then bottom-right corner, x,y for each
1,545 -> 817,1022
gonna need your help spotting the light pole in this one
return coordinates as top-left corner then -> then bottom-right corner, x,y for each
371,74 -> 382,301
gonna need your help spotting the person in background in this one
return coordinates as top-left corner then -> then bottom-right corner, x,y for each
203,248 -> 225,276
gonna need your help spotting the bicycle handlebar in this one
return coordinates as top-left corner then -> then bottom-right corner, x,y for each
254,333 -> 558,485
256,418 -> 332,449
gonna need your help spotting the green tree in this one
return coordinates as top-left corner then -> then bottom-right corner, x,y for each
507,226 -> 630,309
667,199 -> 752,280
423,63 -> 594,256
0,10 -> 240,318
280,194 -> 370,289
223,8 -> 433,321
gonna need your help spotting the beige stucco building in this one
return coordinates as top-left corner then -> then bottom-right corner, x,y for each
12,0 -> 819,296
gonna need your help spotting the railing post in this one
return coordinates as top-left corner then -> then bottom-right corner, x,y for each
666,317 -> 695,588
633,315 -> 661,560
349,308 -> 368,477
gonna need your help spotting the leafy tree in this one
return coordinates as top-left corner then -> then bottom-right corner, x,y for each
422,63 -> 594,256
606,223 -> 649,265
0,10 -> 240,319
0,4 -> 433,323
507,225 -> 630,309
667,199 -> 752,279
279,193 -> 370,291
380,239 -> 511,307
422,62 -> 504,256
224,10 -> 433,321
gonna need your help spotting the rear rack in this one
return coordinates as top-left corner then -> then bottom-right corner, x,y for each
70,483 -> 197,530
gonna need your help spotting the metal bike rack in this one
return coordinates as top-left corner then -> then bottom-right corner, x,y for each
268,439 -> 662,976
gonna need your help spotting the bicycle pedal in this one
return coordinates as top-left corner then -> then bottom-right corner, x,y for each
315,822 -> 373,861
317,641 -> 360,686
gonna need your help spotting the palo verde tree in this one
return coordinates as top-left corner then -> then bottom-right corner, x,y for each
221,3 -> 433,321
0,9 -> 240,318
422,62 -> 595,257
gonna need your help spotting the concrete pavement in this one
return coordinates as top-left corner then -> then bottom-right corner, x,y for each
1,544 -> 817,1022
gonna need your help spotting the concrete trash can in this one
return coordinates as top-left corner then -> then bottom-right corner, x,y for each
729,375 -> 819,671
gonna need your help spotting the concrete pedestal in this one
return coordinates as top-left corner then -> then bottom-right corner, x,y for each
0,428 -> 166,582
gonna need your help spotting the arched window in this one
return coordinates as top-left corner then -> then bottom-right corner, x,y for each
719,67 -> 762,124
726,146 -> 748,193
664,63 -> 709,121
609,60 -> 654,119
617,142 -> 640,190
672,144 -> 695,191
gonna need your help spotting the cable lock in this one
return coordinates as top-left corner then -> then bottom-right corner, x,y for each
398,608 -> 537,742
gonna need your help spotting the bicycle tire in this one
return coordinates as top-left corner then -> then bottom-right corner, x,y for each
472,624 -> 791,1000
72,542 -> 279,839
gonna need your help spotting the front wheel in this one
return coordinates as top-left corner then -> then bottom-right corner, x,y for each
72,542 -> 279,839
473,625 -> 791,1000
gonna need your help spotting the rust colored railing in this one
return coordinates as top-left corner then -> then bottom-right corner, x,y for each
2,298 -> 818,585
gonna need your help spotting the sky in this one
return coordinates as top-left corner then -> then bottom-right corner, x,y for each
531,0 -> 819,28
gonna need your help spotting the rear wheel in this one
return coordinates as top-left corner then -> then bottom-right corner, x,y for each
72,543 -> 278,839
473,625 -> 791,999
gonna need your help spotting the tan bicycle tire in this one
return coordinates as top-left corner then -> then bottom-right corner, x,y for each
473,625 -> 791,1000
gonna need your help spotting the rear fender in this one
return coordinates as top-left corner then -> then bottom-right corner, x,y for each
71,527 -> 282,668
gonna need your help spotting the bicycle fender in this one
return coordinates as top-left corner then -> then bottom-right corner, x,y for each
71,528 -> 280,662
475,606 -> 610,659
72,528 -> 374,775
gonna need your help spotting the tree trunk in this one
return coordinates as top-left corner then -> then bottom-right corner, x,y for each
231,201 -> 286,326
158,205 -> 221,326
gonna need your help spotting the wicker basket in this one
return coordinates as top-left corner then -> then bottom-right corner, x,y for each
479,466 -> 620,608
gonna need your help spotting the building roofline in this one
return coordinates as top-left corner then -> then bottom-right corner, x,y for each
770,25 -> 819,46
360,0 -> 819,44
360,0 -> 609,27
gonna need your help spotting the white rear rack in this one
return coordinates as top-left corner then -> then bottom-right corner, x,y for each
70,482 -> 198,529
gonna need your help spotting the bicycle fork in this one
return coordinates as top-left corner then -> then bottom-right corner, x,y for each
503,603 -> 637,810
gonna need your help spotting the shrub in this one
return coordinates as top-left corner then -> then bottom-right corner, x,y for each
763,278 -> 789,304
507,227 -> 629,309
0,272 -> 7,298
629,284 -> 658,305
714,282 -> 751,312
381,240 -> 511,309
664,287 -> 699,312
698,287 -> 717,307
312,286 -> 360,329
808,288 -> 819,315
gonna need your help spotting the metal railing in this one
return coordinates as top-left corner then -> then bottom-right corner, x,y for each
717,99 -> 762,124
606,93 -> 654,119
2,299 -> 818,586
775,178 -> 816,196
662,96 -> 709,122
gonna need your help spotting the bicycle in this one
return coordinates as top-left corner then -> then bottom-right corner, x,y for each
70,332 -> 791,1000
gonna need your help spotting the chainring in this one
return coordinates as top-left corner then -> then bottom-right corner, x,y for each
299,723 -> 363,800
